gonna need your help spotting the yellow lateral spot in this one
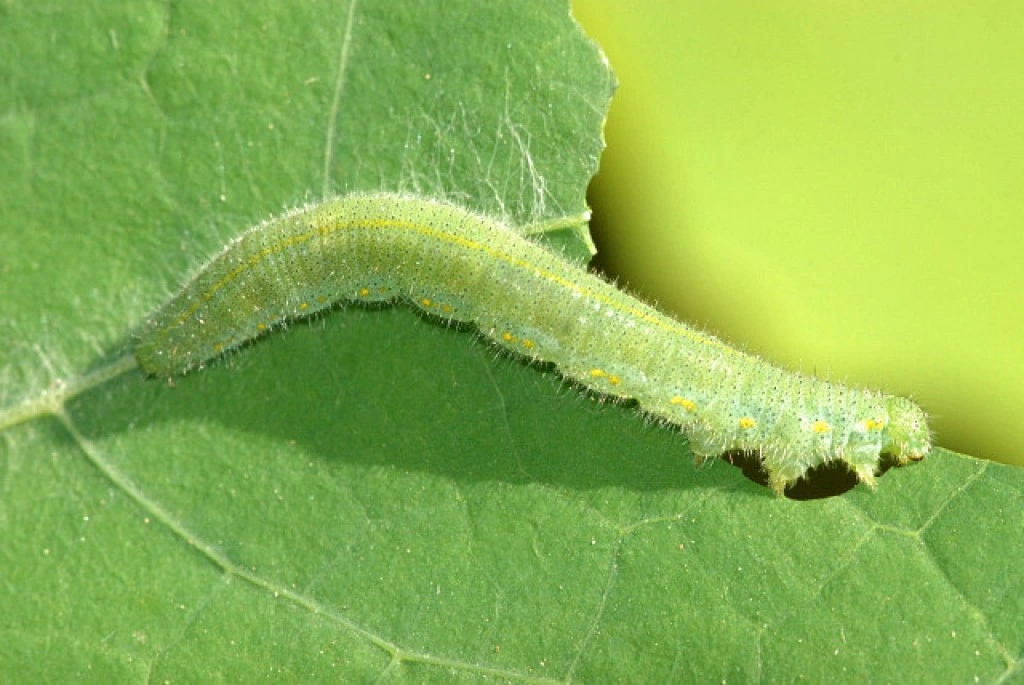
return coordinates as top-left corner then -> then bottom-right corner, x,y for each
863,418 -> 884,431
420,298 -> 432,307
502,331 -> 516,342
316,295 -> 328,303
257,323 -> 268,332
670,396 -> 697,411
811,420 -> 832,434
590,369 -> 606,378
299,302 -> 309,311
358,288 -> 370,296
213,343 -> 224,353
608,375 -> 621,385
441,304 -> 453,313
738,417 -> 757,430
521,339 -> 535,349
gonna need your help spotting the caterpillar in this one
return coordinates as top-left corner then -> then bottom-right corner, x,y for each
136,192 -> 931,494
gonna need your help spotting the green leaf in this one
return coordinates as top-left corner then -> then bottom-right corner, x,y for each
1,1 -> 1021,683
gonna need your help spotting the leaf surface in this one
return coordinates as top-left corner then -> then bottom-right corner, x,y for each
0,1 -> 1020,682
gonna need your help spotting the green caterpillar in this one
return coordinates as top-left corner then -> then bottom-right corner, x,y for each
136,193 -> 931,493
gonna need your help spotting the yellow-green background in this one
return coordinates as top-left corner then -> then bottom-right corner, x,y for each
574,1 -> 1023,466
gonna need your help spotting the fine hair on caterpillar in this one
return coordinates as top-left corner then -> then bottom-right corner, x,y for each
135,192 -> 931,494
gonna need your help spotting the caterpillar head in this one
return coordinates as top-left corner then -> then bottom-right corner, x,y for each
883,396 -> 932,463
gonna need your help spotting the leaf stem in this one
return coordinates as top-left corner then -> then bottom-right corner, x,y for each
0,353 -> 137,431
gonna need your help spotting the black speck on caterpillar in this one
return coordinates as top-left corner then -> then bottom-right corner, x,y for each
135,192 -> 931,494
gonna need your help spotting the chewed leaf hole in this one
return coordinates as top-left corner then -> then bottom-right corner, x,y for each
721,451 -> 860,500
